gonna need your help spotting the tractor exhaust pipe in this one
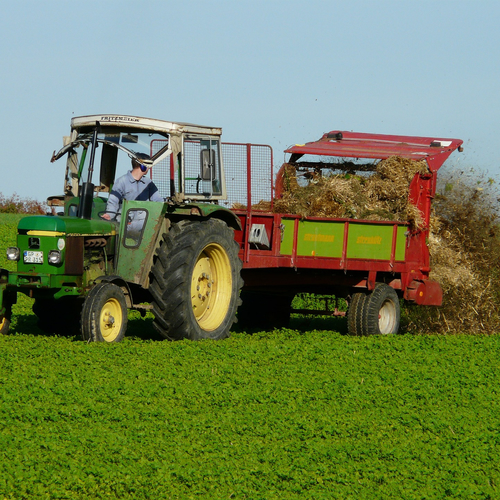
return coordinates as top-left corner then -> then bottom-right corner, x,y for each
77,182 -> 95,219
78,123 -> 100,220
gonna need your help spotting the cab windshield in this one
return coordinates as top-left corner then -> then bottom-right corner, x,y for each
56,127 -> 171,198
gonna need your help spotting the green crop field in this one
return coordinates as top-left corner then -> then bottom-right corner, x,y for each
1,214 -> 499,499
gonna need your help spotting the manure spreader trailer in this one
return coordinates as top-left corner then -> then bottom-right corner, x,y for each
0,115 -> 462,340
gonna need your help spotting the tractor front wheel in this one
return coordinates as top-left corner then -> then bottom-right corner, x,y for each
81,283 -> 128,342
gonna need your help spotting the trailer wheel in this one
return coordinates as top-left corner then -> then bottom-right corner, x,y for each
33,297 -> 83,336
150,219 -> 243,341
81,283 -> 127,342
347,292 -> 367,336
363,284 -> 400,335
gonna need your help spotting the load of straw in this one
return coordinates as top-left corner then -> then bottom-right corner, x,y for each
273,156 -> 429,228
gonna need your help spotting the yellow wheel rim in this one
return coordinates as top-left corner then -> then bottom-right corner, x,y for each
99,298 -> 123,342
190,243 -> 232,331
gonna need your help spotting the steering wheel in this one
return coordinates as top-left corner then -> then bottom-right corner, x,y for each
98,211 -> 119,221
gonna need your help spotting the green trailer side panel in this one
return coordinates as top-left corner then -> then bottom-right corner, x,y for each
346,224 -> 393,260
280,219 -> 295,255
297,221 -> 344,257
280,218 -> 407,261
395,226 -> 407,261
280,219 -> 344,257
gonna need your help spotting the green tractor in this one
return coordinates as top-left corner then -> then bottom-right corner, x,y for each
1,115 -> 243,342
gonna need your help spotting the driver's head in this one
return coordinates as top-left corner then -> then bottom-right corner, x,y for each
132,152 -> 151,173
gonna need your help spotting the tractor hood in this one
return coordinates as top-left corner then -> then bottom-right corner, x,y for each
18,216 -> 116,236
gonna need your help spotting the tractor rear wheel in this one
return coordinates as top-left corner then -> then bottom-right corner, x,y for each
81,283 -> 128,342
150,219 -> 243,341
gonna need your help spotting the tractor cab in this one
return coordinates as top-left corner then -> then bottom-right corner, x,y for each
50,115 -> 227,218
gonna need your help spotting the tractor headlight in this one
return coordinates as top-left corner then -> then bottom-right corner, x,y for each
48,250 -> 62,265
6,247 -> 20,261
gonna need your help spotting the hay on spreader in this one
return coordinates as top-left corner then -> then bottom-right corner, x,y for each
272,156 -> 429,228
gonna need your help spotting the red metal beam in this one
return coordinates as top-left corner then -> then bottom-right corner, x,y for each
285,130 -> 463,172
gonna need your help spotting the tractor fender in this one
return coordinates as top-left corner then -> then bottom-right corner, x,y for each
167,205 -> 241,231
94,275 -> 133,308
205,208 -> 242,231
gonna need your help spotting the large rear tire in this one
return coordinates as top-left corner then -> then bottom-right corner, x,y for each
150,219 -> 243,340
81,283 -> 128,342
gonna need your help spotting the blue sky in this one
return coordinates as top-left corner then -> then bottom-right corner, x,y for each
1,0 -> 498,201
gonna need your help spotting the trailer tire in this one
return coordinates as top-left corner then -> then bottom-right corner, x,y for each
363,284 -> 400,335
150,219 -> 243,341
81,283 -> 127,342
347,292 -> 367,336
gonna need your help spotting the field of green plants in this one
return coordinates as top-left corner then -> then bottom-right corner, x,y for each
1,214 -> 500,499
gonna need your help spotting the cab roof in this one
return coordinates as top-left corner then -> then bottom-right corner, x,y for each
71,114 -> 222,137
285,130 -> 463,171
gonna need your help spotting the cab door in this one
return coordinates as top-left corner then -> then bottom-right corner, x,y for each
114,200 -> 167,285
